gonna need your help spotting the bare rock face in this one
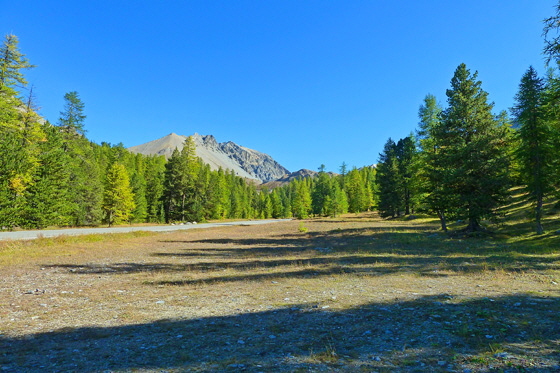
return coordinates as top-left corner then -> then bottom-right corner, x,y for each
129,133 -> 289,183
262,169 -> 338,188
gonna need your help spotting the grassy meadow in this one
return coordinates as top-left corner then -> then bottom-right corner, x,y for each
0,191 -> 559,372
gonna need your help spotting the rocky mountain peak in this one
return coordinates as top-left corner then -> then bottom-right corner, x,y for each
129,133 -> 289,183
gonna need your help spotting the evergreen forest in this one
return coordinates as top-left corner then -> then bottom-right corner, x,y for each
3,4 -> 560,235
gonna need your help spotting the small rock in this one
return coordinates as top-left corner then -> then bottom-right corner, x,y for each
494,352 -> 512,359
485,335 -> 493,339
321,305 -> 330,309
155,300 -> 165,304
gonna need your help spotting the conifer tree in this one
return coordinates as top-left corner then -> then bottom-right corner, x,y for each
0,34 -> 34,90
23,122 -> 74,228
439,64 -> 511,231
376,138 -> 401,218
345,168 -> 369,213
59,91 -> 86,137
162,136 -> 201,222
144,155 -> 166,222
312,167 -> 332,216
512,67 -> 554,234
326,179 -> 348,217
395,135 -> 418,215
292,178 -> 312,219
103,162 -> 135,226
417,94 -> 452,230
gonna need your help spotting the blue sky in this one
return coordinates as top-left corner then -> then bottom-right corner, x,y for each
1,1 -> 555,173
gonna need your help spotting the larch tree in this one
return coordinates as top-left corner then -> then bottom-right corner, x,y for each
395,135 -> 419,215
512,67 -> 555,234
376,138 -> 401,218
58,91 -> 86,137
417,94 -> 452,230
0,34 -> 34,91
102,162 -> 135,226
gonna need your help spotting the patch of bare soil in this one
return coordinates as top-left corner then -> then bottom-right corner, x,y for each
0,215 -> 559,372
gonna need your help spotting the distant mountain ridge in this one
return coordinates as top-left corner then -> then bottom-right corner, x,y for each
262,169 -> 339,188
128,133 -> 289,183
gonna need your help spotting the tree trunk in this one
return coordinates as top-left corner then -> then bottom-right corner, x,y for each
181,194 -> 186,222
466,218 -> 481,232
536,195 -> 544,235
437,210 -> 447,232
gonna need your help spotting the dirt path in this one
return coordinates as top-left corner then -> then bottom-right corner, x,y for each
0,219 -> 290,241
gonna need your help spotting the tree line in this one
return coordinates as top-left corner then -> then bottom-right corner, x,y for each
5,2 -> 560,233
0,33 -> 377,229
375,3 -> 560,235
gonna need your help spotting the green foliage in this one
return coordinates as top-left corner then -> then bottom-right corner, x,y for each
376,136 -> 419,218
512,67 -> 555,234
58,91 -> 86,137
0,34 -> 34,90
429,64 -> 511,231
292,178 -> 312,219
376,138 -> 401,218
102,163 -> 135,226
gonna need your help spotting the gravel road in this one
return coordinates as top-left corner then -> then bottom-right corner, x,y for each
0,219 -> 291,241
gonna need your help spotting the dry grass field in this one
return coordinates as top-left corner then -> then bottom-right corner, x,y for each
0,199 -> 559,372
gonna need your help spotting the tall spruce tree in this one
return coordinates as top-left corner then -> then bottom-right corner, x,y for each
439,63 -> 511,231
512,67 -> 554,234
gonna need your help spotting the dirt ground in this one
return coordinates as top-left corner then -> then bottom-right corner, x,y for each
0,215 -> 558,372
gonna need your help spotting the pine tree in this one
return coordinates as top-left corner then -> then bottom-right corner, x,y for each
376,138 -> 401,218
102,163 -> 135,226
439,64 -> 511,231
512,67 -> 554,234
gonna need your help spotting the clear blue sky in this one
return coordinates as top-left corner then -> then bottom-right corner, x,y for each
2,1 -> 555,173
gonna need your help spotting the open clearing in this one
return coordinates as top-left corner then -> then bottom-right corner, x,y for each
0,213 -> 559,372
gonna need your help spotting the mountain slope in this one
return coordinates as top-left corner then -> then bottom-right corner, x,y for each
128,133 -> 289,183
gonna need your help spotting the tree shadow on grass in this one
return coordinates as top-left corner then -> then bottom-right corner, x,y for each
1,294 -> 558,372
44,225 -> 560,280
